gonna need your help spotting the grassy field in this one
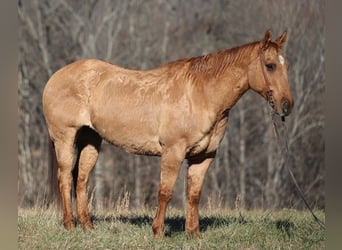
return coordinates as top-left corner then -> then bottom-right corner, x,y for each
18,206 -> 325,249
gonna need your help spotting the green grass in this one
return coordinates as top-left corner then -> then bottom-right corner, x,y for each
18,207 -> 325,249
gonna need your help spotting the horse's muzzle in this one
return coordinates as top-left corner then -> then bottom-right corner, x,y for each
282,100 -> 291,116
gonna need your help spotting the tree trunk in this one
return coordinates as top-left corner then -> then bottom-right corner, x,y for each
239,107 -> 246,209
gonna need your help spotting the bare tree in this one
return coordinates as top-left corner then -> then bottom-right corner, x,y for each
18,0 -> 324,210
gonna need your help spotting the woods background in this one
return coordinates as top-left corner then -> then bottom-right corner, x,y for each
18,0 -> 324,210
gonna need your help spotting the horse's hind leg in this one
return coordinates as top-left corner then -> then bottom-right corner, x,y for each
74,127 -> 102,229
53,128 -> 78,230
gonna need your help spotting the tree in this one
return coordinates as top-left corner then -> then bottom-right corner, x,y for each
18,0 -> 325,210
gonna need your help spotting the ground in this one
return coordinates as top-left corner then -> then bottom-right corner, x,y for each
18,206 -> 325,249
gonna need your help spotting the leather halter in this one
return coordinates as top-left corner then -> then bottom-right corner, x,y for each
258,47 -> 276,112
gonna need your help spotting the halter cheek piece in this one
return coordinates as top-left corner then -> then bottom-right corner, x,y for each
259,48 -> 285,121
258,48 -> 275,111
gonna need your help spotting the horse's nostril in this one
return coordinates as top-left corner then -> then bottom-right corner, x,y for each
282,100 -> 290,114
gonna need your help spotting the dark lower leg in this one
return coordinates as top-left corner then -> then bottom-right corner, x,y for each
186,190 -> 201,238
152,188 -> 173,237
76,173 -> 93,229
59,170 -> 75,230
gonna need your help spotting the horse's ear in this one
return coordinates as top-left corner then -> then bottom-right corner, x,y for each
275,30 -> 287,48
260,29 -> 272,51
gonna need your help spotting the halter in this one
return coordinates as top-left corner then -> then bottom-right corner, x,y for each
258,47 -> 276,113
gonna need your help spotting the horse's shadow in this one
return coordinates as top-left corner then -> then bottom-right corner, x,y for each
92,213 -> 293,237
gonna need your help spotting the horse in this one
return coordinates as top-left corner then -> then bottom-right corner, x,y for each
42,29 -> 293,238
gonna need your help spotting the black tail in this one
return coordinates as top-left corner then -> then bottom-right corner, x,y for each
47,139 -> 61,209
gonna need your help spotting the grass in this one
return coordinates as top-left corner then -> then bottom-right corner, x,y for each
18,206 -> 325,249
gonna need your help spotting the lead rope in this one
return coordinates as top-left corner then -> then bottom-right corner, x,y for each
271,114 -> 325,229
259,48 -> 325,229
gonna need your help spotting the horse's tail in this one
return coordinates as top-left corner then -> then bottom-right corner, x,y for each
47,139 -> 61,209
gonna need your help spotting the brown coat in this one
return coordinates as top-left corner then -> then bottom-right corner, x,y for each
43,30 -> 293,238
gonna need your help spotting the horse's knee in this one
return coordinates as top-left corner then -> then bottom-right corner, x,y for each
188,191 -> 201,205
77,173 -> 88,185
58,170 -> 72,190
158,188 -> 173,203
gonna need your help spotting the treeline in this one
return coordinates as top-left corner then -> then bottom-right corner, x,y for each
18,0 -> 325,210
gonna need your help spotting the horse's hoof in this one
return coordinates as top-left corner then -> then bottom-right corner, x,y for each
64,221 -> 75,231
81,221 -> 94,230
152,224 -> 165,239
186,229 -> 202,239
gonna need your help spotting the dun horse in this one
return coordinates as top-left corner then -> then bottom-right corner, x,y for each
43,30 -> 293,238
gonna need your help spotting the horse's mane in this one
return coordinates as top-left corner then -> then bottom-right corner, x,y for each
185,41 -> 260,81
159,41 -> 260,83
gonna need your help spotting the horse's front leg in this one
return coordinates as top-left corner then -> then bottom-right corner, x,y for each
186,154 -> 215,238
152,143 -> 186,238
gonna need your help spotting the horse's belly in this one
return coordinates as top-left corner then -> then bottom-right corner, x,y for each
89,88 -> 162,155
119,137 -> 162,156
91,117 -> 162,156
103,130 -> 162,156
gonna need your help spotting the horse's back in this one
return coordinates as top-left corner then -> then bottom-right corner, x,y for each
43,59 -> 117,99
42,59 -> 163,154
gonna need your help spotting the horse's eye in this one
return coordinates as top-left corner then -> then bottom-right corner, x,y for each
266,63 -> 276,71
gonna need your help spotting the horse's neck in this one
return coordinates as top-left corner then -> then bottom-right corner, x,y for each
205,57 -> 253,116
194,44 -> 259,116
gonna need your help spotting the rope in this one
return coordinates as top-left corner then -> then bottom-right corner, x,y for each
271,113 -> 325,229
259,47 -> 325,228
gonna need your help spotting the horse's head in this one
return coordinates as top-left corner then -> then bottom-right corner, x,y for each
248,30 -> 294,117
